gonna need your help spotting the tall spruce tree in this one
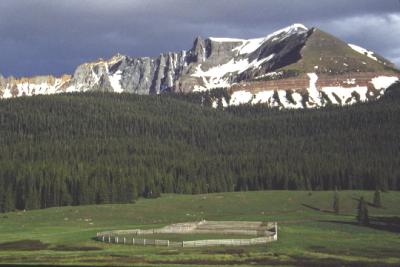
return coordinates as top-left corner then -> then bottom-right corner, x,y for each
357,197 -> 369,226
333,190 -> 340,214
0,182 -> 4,213
373,189 -> 382,208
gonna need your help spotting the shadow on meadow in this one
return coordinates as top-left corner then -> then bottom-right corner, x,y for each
0,240 -> 48,251
0,239 -> 101,252
351,197 -> 382,208
301,201 -> 400,233
319,216 -> 400,234
301,203 -> 335,213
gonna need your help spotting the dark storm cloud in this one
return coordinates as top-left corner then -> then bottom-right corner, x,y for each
0,0 -> 399,77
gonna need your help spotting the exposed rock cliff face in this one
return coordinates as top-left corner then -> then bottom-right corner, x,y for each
0,23 -> 399,109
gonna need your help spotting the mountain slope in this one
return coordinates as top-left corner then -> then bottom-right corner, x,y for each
0,24 -> 398,109
227,28 -> 399,108
281,28 -> 395,74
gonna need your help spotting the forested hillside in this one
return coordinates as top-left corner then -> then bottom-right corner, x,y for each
0,82 -> 399,212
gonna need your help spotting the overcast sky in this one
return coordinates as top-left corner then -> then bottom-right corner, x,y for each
0,0 -> 399,77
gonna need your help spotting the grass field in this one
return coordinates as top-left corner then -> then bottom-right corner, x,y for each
0,191 -> 399,266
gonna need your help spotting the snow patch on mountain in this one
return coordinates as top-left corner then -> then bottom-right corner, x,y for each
322,86 -> 368,105
348,44 -> 378,62
230,90 -> 253,105
209,37 -> 245,43
344,78 -> 356,85
17,82 -> 57,96
2,88 -> 12,98
233,38 -> 266,55
277,90 -> 291,108
192,54 -> 275,91
306,73 -> 321,107
212,97 -> 229,108
232,23 -> 308,55
370,76 -> 399,90
109,70 -> 123,93
251,91 -> 275,105
227,74 -> 398,109
0,76 -> 72,99
291,92 -> 304,108
254,71 -> 283,80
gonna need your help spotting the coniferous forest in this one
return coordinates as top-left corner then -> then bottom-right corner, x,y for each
0,82 -> 399,212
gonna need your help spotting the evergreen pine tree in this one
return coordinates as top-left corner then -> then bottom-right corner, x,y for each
203,93 -> 212,107
216,98 -> 224,110
2,187 -> 15,213
373,189 -> 382,208
333,189 -> 340,214
0,179 -> 4,212
357,197 -> 369,225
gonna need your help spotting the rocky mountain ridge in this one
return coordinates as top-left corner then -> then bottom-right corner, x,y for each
0,23 -> 398,108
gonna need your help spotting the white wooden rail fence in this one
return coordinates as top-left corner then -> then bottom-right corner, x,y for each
95,221 -> 278,248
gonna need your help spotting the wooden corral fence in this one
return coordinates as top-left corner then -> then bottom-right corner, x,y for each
96,221 -> 278,248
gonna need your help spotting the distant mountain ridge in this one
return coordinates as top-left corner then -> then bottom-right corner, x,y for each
0,23 -> 399,108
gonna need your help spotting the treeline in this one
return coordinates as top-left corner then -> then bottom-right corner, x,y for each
0,82 -> 400,212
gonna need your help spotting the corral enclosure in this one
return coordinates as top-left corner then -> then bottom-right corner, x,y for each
96,220 -> 277,247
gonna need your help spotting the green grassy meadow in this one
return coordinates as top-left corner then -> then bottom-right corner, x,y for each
0,191 -> 399,266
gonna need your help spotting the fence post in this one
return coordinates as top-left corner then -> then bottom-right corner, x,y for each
102,236 -> 105,242
144,239 -> 146,246
123,237 -> 126,244
132,237 -> 135,245
108,236 -> 111,243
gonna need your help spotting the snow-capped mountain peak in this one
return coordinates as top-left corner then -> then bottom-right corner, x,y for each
0,23 -> 398,110
209,23 -> 309,56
